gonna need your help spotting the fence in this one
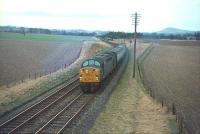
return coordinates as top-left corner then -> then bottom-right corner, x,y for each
136,45 -> 200,134
1,48 -> 82,89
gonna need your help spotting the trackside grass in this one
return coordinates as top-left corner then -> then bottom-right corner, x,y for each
90,43 -> 178,134
136,45 -> 178,134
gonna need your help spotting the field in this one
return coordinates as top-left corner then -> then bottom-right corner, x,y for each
0,38 -> 110,117
0,32 -> 95,86
141,40 -> 200,133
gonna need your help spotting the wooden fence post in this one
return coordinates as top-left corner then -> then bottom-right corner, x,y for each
172,103 -> 176,115
179,116 -> 183,134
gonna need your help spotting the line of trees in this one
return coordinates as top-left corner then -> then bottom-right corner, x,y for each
1,26 -> 200,40
101,31 -> 200,40
0,26 -> 98,36
101,32 -> 142,39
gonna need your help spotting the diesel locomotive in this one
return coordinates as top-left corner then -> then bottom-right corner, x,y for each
79,45 -> 127,93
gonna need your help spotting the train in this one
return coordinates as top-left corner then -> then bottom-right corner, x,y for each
79,45 -> 127,93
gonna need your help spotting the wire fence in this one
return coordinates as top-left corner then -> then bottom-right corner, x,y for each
1,48 -> 82,89
2,65 -> 63,88
136,50 -> 200,134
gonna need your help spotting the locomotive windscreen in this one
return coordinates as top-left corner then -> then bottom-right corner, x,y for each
82,60 -> 100,67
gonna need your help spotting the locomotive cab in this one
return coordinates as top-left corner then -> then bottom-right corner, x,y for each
79,59 -> 102,93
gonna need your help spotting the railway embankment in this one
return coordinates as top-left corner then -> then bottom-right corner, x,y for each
0,40 -> 110,120
89,42 -> 178,134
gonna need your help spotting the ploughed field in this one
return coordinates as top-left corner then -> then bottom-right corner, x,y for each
141,40 -> 200,133
0,32 -> 95,86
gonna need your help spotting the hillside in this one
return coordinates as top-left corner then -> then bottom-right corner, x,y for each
157,27 -> 195,34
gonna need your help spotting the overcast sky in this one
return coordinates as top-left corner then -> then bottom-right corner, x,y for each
0,0 -> 200,32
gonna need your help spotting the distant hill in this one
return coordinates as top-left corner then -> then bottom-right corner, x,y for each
157,27 -> 195,34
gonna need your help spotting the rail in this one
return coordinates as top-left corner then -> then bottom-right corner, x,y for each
0,75 -> 79,134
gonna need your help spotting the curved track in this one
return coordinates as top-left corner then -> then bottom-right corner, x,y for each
0,75 -> 91,134
35,93 -> 93,134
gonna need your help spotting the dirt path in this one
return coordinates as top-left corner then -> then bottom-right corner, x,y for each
89,43 -> 177,134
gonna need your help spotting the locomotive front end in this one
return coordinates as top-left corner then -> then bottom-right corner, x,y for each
79,67 -> 100,83
79,59 -> 102,93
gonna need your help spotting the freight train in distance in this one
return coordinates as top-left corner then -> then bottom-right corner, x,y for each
79,45 -> 127,93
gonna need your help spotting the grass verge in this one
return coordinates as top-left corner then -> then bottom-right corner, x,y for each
90,46 -> 177,133
0,68 -> 78,117
136,45 -> 154,84
136,45 -> 178,134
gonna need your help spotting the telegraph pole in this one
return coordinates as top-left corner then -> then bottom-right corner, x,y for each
131,12 -> 140,78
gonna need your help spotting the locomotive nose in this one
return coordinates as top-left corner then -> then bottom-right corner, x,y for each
79,67 -> 100,82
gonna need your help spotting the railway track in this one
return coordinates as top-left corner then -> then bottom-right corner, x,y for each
35,93 -> 93,134
0,75 -> 94,134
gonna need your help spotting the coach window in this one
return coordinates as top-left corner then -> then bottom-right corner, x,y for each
83,61 -> 89,67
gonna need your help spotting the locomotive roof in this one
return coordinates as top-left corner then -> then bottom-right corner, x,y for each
92,53 -> 113,63
110,45 -> 126,53
82,45 -> 126,65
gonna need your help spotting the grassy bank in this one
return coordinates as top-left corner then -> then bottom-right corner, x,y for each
136,46 -> 178,133
90,46 -> 178,133
140,42 -> 200,133
0,41 -> 110,117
